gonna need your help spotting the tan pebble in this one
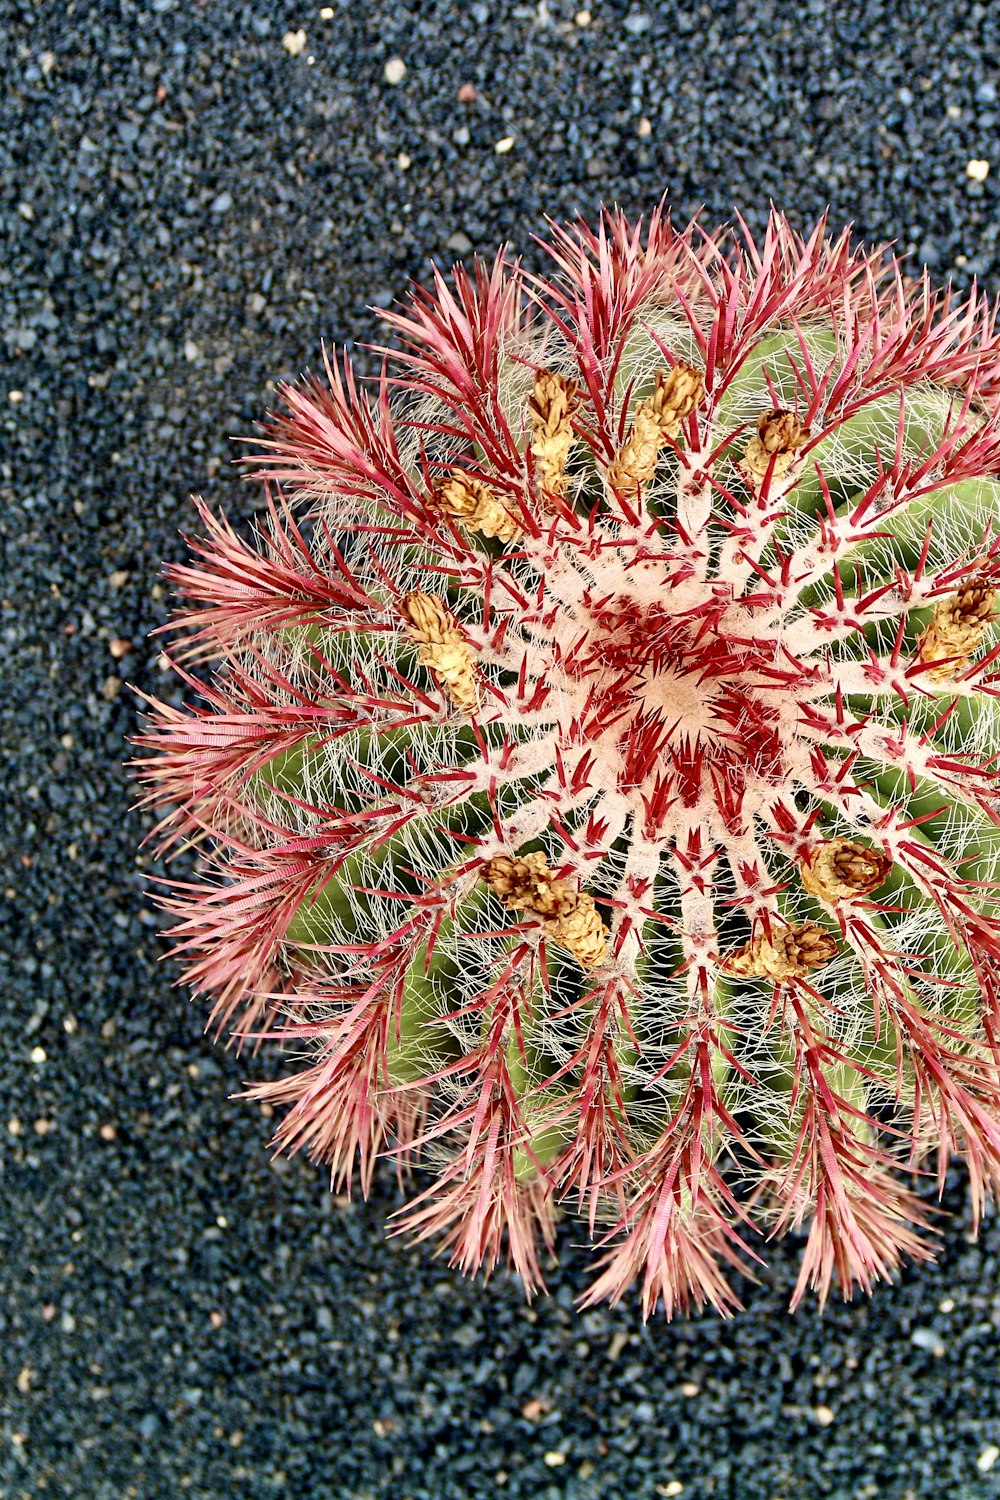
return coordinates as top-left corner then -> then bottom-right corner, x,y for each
384,57 -> 407,85
606,1329 -> 629,1360
814,1405 -> 835,1426
494,136 -> 515,154
108,638 -> 132,659
281,30 -> 307,57
457,82 -> 476,102
967,159 -> 990,181
101,675 -> 123,701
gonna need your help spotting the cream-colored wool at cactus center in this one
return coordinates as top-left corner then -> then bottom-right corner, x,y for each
138,208 -> 1000,1319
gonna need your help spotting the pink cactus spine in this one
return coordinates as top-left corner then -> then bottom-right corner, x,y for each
136,207 -> 1000,1317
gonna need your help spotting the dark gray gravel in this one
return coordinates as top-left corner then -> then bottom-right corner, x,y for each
4,2 -> 1000,1496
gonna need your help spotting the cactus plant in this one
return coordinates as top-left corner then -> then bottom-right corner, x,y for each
137,208 -> 1000,1317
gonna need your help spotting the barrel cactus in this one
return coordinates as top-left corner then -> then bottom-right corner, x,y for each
138,208 -> 1000,1317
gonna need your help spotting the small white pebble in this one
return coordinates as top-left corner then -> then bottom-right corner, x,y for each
637,117 -> 652,138
946,103 -> 962,119
494,136 -> 515,154
319,5 -> 334,16
183,340 -> 200,362
575,8 -> 591,22
396,152 -> 411,170
656,1485 -> 684,1498
813,1405 -> 835,1427
8,390 -> 24,403
543,1452 -> 566,1468
384,57 -> 406,85
939,1297 -> 955,1313
282,29 -> 307,57
40,51 -> 57,75
967,159 -> 990,181
680,1381 -> 699,1397
30,1047 -> 47,1065
978,1446 -> 1000,1473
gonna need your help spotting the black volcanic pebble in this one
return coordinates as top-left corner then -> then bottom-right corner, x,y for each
3,1 -> 1000,1497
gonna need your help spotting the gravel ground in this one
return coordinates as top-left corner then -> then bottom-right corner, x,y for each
4,2 -> 1000,1497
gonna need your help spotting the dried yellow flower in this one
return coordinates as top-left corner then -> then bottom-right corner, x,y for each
482,851 -> 608,968
400,590 -> 479,712
800,838 -> 892,903
915,576 -> 996,683
741,408 -> 811,485
528,370 -> 580,505
430,468 -> 522,542
606,407 -> 663,498
725,922 -> 838,981
606,363 -> 704,499
647,362 -> 705,439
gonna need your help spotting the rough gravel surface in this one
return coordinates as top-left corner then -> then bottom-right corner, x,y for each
4,2 -> 1000,1497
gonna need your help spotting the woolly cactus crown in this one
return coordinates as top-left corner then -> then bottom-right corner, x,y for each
139,208 -> 1000,1317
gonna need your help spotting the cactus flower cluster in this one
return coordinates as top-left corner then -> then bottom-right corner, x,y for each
138,209 -> 1000,1317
